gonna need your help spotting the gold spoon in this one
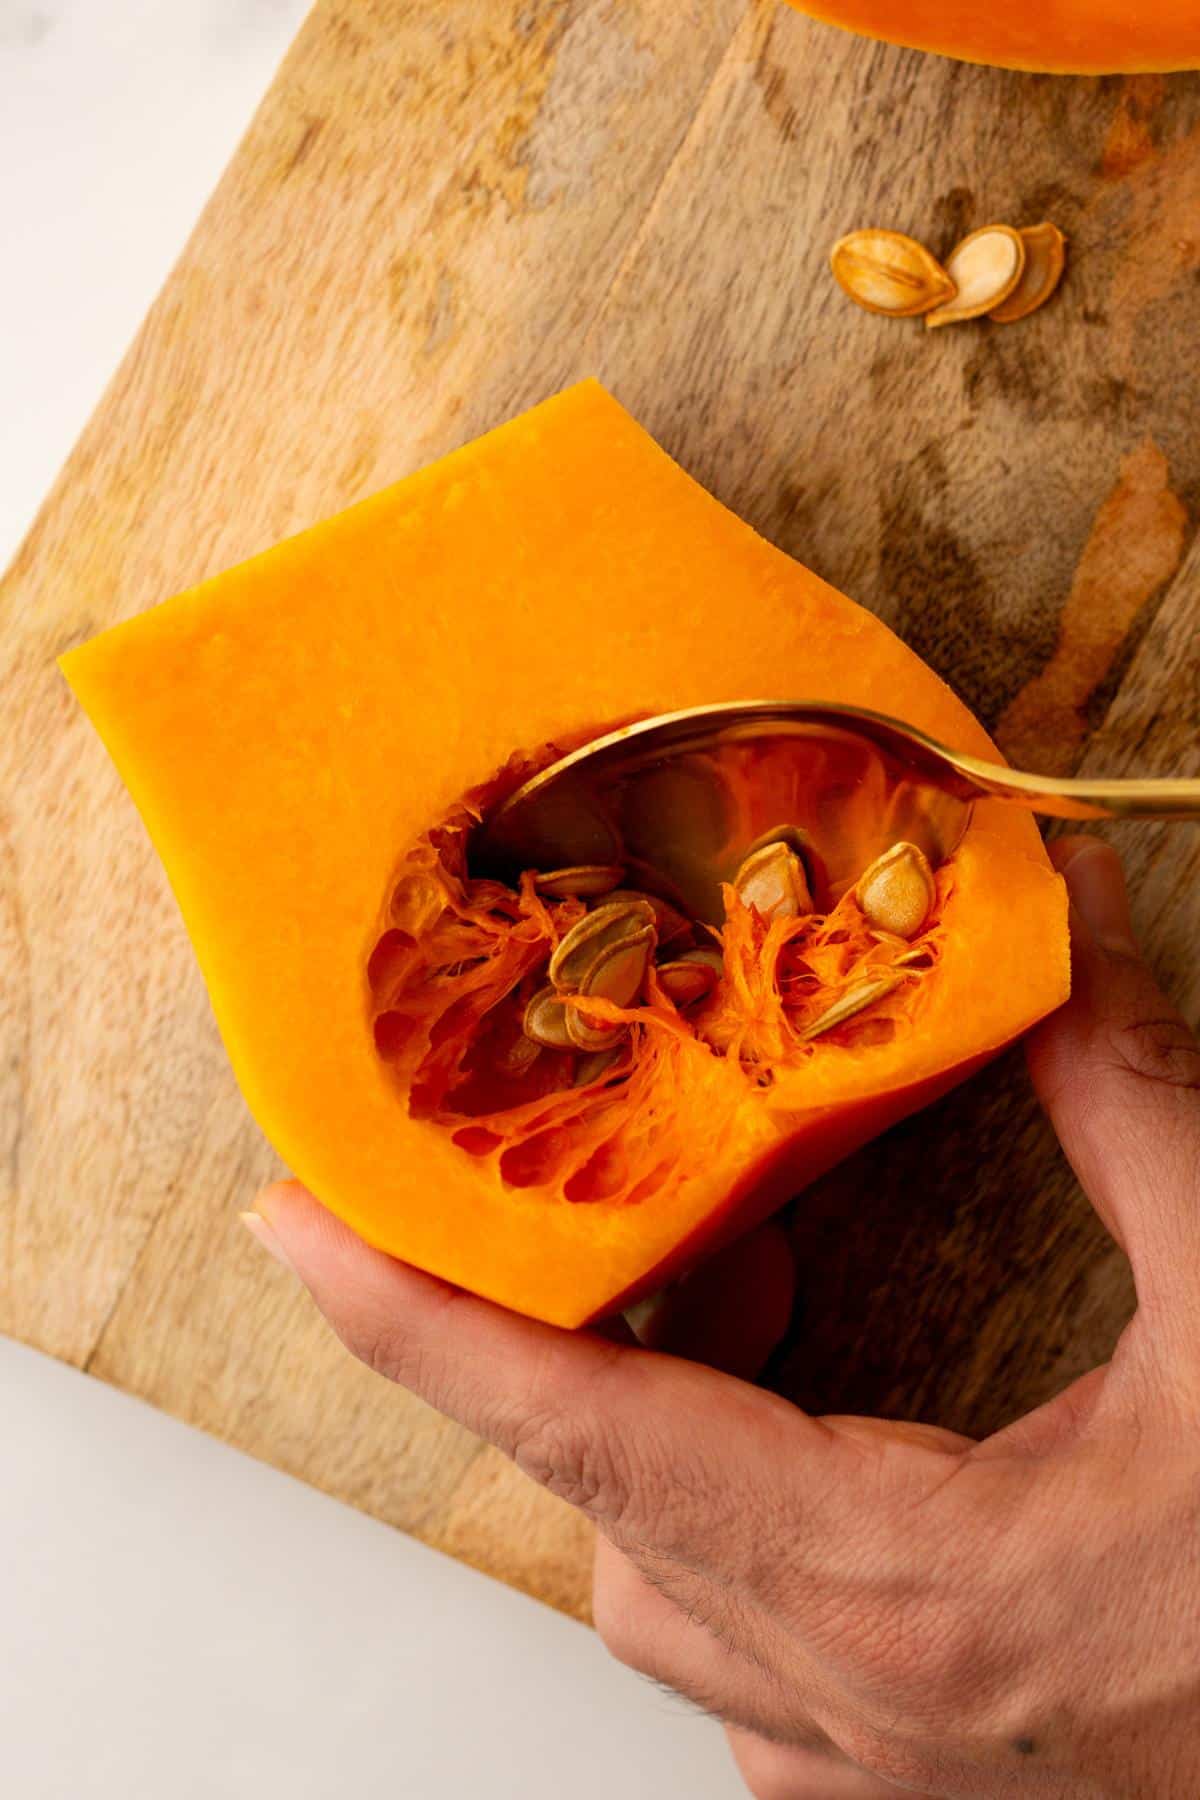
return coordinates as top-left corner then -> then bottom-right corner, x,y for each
476,701 -> 1199,926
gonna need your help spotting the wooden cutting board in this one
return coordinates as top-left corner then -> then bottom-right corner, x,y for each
2,0 -> 1198,1622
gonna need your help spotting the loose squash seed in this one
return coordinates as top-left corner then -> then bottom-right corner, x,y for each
830,229 -> 957,317
925,226 -> 1025,328
989,222 -> 1067,324
831,218 -> 1066,334
854,841 -> 936,939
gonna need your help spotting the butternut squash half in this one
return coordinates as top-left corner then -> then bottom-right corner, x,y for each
788,0 -> 1200,71
61,382 -> 1068,1327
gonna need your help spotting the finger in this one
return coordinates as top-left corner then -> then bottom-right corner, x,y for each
1026,838 -> 1200,1304
820,1414 -> 974,1455
726,1725 -> 906,1799
592,1536 -> 832,1751
624,1222 -> 796,1378
246,1180 -> 835,1562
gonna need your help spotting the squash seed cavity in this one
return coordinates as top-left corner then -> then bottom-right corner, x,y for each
369,772 -> 947,1201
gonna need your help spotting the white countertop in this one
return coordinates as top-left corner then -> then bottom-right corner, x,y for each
0,1339 -> 742,1799
0,8 -> 744,1794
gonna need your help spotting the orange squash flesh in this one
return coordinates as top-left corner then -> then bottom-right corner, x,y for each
61,381 -> 1068,1327
788,0 -> 1200,71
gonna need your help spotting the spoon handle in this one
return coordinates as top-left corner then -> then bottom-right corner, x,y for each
956,759 -> 1200,821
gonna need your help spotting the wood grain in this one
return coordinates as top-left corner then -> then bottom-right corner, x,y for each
1,0 -> 1196,1617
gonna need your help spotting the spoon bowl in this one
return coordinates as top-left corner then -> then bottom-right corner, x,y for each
474,701 -> 1200,927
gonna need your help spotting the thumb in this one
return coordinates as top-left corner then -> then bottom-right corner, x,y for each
1026,837 -> 1200,1308
240,1180 -> 836,1566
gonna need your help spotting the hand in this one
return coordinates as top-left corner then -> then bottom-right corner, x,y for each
243,838 -> 1200,1798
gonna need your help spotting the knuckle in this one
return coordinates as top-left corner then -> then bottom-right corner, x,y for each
852,1608 -> 937,1702
1101,1013 -> 1200,1095
511,1407 -> 626,1518
811,1586 -> 982,1724
337,1313 -> 418,1386
820,1589 -> 1021,1785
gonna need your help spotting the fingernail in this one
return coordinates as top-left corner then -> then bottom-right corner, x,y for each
239,1210 -> 298,1276
1057,839 -> 1138,956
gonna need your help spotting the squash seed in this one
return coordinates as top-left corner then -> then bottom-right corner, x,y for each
744,824 -> 816,866
733,840 -> 813,921
605,889 -> 691,949
800,973 -> 906,1041
533,863 -> 625,899
744,823 -> 825,908
989,222 -> 1067,324
573,1046 -> 623,1086
565,1007 -> 627,1053
893,945 -> 934,969
679,945 -> 724,974
523,985 -> 575,1050
926,225 -> 1025,328
830,229 -> 957,318
656,956 -> 720,1008
549,898 -> 657,991
855,842 -> 936,939
580,927 -> 656,1010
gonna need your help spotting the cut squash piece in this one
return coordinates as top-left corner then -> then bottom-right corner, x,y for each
61,381 -> 1069,1327
787,0 -> 1200,71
